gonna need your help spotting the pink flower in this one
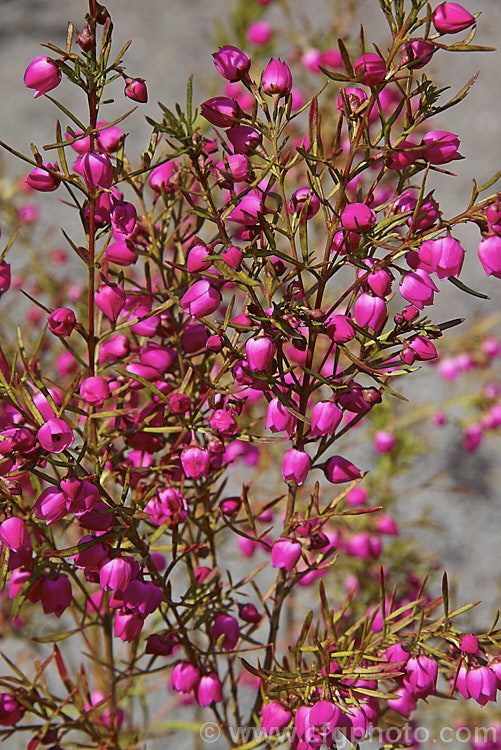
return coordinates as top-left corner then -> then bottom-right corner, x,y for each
181,445 -> 210,480
324,455 -> 361,483
24,56 -> 61,97
48,307 -> 76,337
246,336 -> 276,371
478,236 -> 501,278
282,449 -> 311,485
247,20 -> 273,46
41,574 -> 72,616
37,418 -> 74,453
181,280 -> 221,319
262,59 -> 293,97
124,77 -> 147,103
197,673 -> 223,706
354,53 -> 386,85
261,701 -> 292,733
432,3 -> 475,34
81,152 -> 113,190
271,538 -> 302,571
421,131 -> 461,164
25,162 -> 60,192
0,517 -> 28,552
354,293 -> 387,332
0,694 -> 25,726
212,613 -> 240,650
99,557 -> 134,592
201,96 -> 242,127
341,203 -> 376,232
212,46 -> 251,81
171,662 -> 200,694
311,401 -> 342,436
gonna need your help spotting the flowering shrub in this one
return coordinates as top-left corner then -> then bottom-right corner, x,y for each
0,0 -> 500,747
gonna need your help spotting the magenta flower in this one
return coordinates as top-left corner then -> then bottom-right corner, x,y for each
266,398 -> 296,435
95,282 -> 126,321
374,430 -> 396,454
288,188 -> 320,219
0,694 -> 25,726
354,293 -> 387,332
0,517 -> 28,552
181,445 -> 210,480
105,239 -> 138,266
247,20 -> 272,45
124,76 -> 148,103
261,701 -> 292,733
227,125 -> 262,154
421,131 -> 461,164
48,307 -> 76,337
262,58 -> 293,97
197,673 -> 223,706
181,280 -> 221,319
271,538 -> 302,571
34,487 -> 67,525
37,418 -> 74,453
99,557 -> 134,592
24,56 -> 61,97
81,152 -> 113,190
212,45 -> 251,81
25,162 -> 60,192
336,87 -> 368,115
114,611 -> 144,642
404,655 -> 438,698
460,634 -> 480,654
201,96 -> 242,127
80,376 -> 110,407
111,201 -> 137,238
478,236 -> 501,278
171,661 -> 200,694
354,53 -> 386,85
400,269 -> 438,309
400,40 -> 436,69
324,455 -> 361,483
311,401 -> 342,436
212,613 -> 240,650
432,3 -> 475,34
246,336 -> 276,371
341,203 -> 376,232
419,235 -> 464,278
148,161 -> 176,193
41,574 -> 72,617
282,449 -> 311,485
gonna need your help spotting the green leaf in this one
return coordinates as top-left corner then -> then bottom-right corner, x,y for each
448,276 -> 490,300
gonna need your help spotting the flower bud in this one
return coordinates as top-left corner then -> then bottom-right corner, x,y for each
341,203 -> 376,232
212,45 -> 251,81
325,313 -> 355,343
266,398 -> 296,435
354,53 -> 386,85
461,634 -> 480,654
148,161 -> 176,193
24,56 -> 61,98
261,702 -> 292,734
181,445 -> 210,480
124,77 -> 148,103
37,418 -> 74,453
81,152 -> 113,190
0,694 -> 25,726
201,96 -> 242,127
48,307 -> 76,337
288,188 -> 320,219
41,574 -> 72,616
186,244 -> 212,273
432,3 -> 475,34
222,245 -> 243,268
247,20 -> 272,45
400,269 -> 438,309
400,40 -> 436,69
95,282 -> 126,321
197,673 -> 223,706
239,602 -> 262,623
246,336 -> 276,371
0,517 -> 28,552
114,611 -> 144,641
324,455 -> 361,483
105,239 -> 138,266
99,556 -> 134,592
282,449 -> 311,485
181,280 -> 221,319
311,401 -> 342,436
0,262 -> 10,295
421,131 -> 460,164
227,125 -> 262,154
262,58 -> 293,96
271,537 -> 301,571
478,236 -> 501,279
34,487 -> 67,525
26,162 -> 60,192
80,376 -> 110,407
374,430 -> 396,454
354,293 -> 387,332
171,662 -> 200,694
212,613 -> 240,650
111,201 -> 137,238
336,87 -> 368,115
